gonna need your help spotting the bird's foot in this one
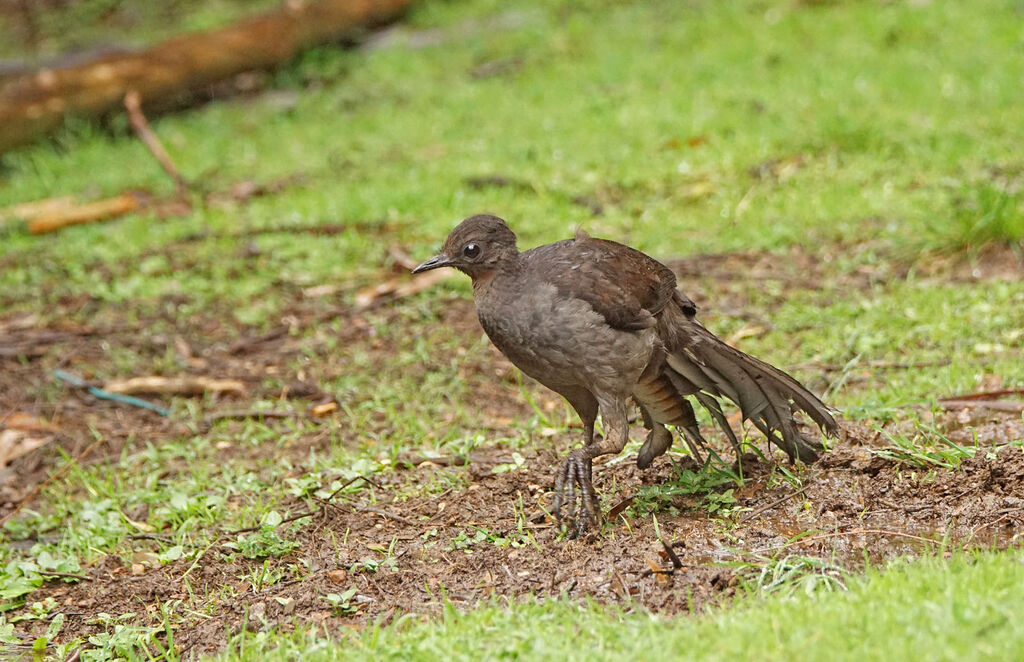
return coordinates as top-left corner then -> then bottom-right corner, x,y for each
553,449 -> 600,538
637,425 -> 673,470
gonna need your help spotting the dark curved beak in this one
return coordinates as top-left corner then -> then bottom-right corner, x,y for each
412,254 -> 453,274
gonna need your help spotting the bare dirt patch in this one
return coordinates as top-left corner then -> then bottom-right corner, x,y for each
13,415 -> 1024,657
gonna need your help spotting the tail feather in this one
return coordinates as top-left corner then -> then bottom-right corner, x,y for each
653,313 -> 837,464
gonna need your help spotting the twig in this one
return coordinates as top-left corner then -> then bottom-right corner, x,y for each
38,570 -> 92,581
396,453 -> 469,468
129,533 -> 175,542
939,400 -> 1024,413
358,506 -> 417,524
795,359 -> 952,373
939,388 -> 1024,402
124,90 -> 190,196
739,485 -> 811,523
227,509 -> 317,535
202,409 -> 304,424
324,475 -> 383,500
0,436 -> 106,527
965,508 -> 1024,546
759,527 -> 944,554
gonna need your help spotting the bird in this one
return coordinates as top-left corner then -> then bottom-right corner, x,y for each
413,214 -> 838,537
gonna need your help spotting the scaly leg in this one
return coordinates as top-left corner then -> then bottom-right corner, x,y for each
554,396 -> 630,538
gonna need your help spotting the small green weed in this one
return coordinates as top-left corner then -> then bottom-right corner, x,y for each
929,183 -> 1024,253
731,552 -> 849,597
629,464 -> 742,518
324,588 -> 360,616
869,422 -> 977,469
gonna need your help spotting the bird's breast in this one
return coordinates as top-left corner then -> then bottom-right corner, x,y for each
475,280 -> 655,393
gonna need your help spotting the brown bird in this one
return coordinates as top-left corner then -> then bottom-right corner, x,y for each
414,215 -> 837,537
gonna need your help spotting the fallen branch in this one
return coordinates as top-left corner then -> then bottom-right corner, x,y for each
0,0 -> 415,152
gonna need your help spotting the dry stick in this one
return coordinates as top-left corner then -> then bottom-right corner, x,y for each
939,400 -> 1024,413
227,476 -> 381,536
227,509 -> 317,535
124,89 -> 190,196
202,409 -> 305,424
356,505 -> 417,526
759,527 -> 944,555
0,436 -> 105,527
325,474 -> 384,500
939,388 -> 1024,402
739,484 -> 811,524
965,508 -> 1024,546
38,570 -> 92,581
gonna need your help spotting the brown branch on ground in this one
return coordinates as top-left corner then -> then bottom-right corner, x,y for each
0,0 -> 415,152
940,389 -> 1024,402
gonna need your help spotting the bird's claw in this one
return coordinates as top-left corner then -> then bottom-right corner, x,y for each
553,450 -> 600,538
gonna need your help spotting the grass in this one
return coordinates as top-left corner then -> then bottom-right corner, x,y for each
0,0 -> 1023,657
215,551 -> 1024,662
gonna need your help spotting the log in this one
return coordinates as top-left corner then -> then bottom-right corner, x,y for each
0,0 -> 414,153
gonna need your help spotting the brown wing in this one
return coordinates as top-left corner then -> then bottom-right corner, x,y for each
521,236 -> 690,331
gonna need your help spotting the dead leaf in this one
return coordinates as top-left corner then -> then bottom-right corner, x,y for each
311,401 -> 339,417
0,429 -> 49,467
606,496 -> 635,519
646,558 -> 669,582
2,412 -> 57,432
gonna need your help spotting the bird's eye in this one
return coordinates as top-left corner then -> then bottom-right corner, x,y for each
462,243 -> 481,259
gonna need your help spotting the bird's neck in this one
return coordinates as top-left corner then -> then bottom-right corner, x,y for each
470,253 -> 520,297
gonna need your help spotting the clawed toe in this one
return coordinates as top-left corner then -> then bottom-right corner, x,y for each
553,450 -> 601,538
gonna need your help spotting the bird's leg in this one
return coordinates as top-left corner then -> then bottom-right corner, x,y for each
636,405 -> 673,470
553,417 -> 592,532
554,398 -> 629,538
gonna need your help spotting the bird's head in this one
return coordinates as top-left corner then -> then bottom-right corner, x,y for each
413,214 -> 519,280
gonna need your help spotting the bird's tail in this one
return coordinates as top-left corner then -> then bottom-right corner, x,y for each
645,305 -> 838,463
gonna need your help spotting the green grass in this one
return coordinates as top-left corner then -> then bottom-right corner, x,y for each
1,0 -> 1023,658
216,551 -> 1024,662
